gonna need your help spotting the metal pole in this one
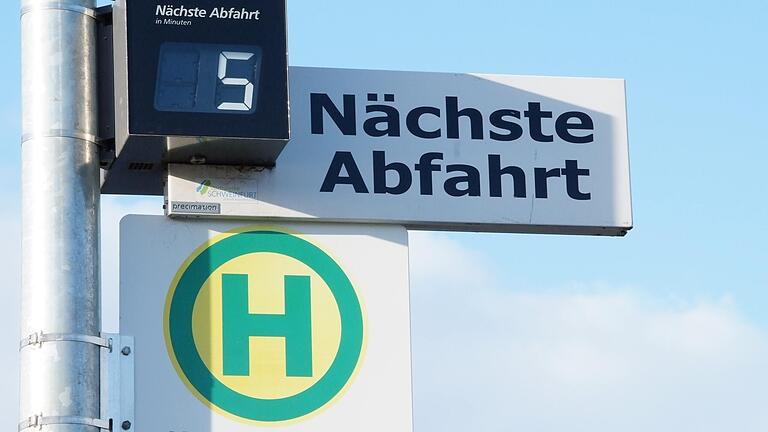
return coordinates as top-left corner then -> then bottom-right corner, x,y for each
20,0 -> 101,430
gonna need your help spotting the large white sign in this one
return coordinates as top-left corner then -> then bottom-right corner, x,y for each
167,67 -> 632,236
121,215 -> 413,431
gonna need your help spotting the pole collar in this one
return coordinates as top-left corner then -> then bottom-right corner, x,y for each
22,130 -> 102,147
20,2 -> 98,19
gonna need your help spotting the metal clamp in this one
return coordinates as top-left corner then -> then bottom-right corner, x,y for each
19,414 -> 111,431
20,3 -> 98,20
20,332 -> 113,352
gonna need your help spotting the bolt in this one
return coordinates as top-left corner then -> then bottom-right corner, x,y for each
121,346 -> 131,356
121,420 -> 132,430
189,154 -> 207,165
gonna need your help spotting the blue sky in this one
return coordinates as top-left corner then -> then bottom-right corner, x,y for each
2,0 -> 768,430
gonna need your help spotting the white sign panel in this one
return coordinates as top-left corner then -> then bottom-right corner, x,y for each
167,67 -> 632,236
120,215 -> 413,431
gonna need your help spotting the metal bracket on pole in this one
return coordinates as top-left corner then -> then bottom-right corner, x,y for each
19,332 -> 113,352
18,333 -> 134,431
18,415 -> 111,431
102,334 -> 135,432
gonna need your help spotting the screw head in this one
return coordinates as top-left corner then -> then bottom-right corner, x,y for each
189,154 -> 207,165
121,346 -> 131,356
121,420 -> 132,430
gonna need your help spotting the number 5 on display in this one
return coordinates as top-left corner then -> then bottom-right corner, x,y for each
217,51 -> 255,111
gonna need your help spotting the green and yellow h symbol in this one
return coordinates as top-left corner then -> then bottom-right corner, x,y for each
221,274 -> 313,377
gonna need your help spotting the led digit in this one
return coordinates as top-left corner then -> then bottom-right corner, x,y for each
217,51 -> 255,111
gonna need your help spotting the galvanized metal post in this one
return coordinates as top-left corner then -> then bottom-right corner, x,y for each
20,0 -> 102,430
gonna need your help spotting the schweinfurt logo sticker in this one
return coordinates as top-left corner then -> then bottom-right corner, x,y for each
164,227 -> 366,424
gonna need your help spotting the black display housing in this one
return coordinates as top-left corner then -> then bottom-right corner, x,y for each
103,0 -> 289,195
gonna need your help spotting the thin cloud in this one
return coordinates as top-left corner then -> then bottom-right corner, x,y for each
409,232 -> 768,432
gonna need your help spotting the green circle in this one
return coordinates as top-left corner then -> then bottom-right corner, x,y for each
167,230 -> 364,422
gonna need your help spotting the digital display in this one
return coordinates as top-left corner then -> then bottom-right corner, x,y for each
154,42 -> 262,114
116,0 -> 288,167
